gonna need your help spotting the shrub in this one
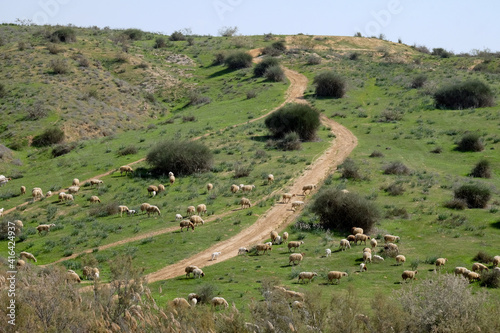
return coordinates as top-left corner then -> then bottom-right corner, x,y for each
444,198 -> 467,210
480,270 -> 500,288
383,161 -> 411,175
469,159 -> 492,178
89,201 -> 119,217
264,65 -> 285,82
218,26 -> 238,37
52,142 -> 77,157
154,37 -> 167,48
310,189 -> 380,232
410,74 -> 427,88
188,92 -> 211,106
454,183 -> 491,208
276,132 -> 302,151
47,43 -> 63,54
434,80 -> 494,109
384,182 -> 405,196
32,127 -> 65,147
369,150 -> 384,158
50,27 -> 76,43
0,83 -> 5,98
122,28 -> 144,40
246,90 -> 257,99
224,51 -> 253,69
146,140 -> 213,175
432,47 -> 453,58
430,146 -> 443,154
26,101 -> 48,120
170,31 -> 186,41
473,251 -> 494,264
117,145 -> 138,156
339,158 -> 361,180
378,109 -> 404,122
313,71 -> 346,98
49,58 -> 69,74
348,52 -> 359,60
456,133 -> 484,152
253,57 -> 279,77
233,163 -> 252,178
265,103 -> 320,141
212,52 -> 225,65
307,55 -> 322,65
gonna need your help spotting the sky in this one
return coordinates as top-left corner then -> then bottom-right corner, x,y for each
1,0 -> 498,54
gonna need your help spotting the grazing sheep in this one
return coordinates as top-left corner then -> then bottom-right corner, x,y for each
372,255 -> 385,263
265,241 -> 273,247
207,183 -> 213,191
186,206 -> 196,216
370,238 -> 378,250
298,272 -> 317,283
140,203 -> 152,214
175,214 -> 183,220
45,191 -> 52,198
238,247 -> 249,255
240,197 -> 251,209
472,262 -> 489,272
89,179 -> 103,187
241,184 -> 255,193
151,190 -> 156,198
291,200 -> 305,212
119,165 -> 133,176
267,174 -> 274,184
327,271 -> 348,284
282,193 -> 296,203
188,293 -> 201,304
58,192 -> 66,202
395,255 -> 406,266
363,251 -> 372,263
274,286 -> 305,301
283,232 -> 289,243
230,184 -> 240,193
493,256 -> 500,267
402,270 -> 418,282
347,235 -> 356,244
355,234 -> 371,245
190,215 -> 204,226
36,224 -> 56,234
185,265 -> 199,278
384,234 -> 400,243
341,189 -> 349,194
302,184 -> 316,195
0,208 -> 3,217
20,251 -> 37,262
193,268 -> 204,278
169,172 -> 174,177
146,205 -> 161,217
291,301 -> 304,309
362,247 -> 372,254
118,205 -> 130,217
172,298 -> 191,308
63,193 -> 74,202
13,220 -> 23,230
351,227 -> 363,235
273,235 -> 282,245
169,175 -> 175,185
32,188 -> 43,200
0,176 -> 12,186
435,258 -> 448,270
288,241 -> 304,252
16,259 -> 25,268
147,185 -> 158,196
83,266 -> 100,280
68,186 -> 80,194
454,267 -> 469,276
179,220 -> 195,232
270,231 -> 279,243
467,271 -> 481,282
289,252 -> 305,265
255,244 -> 272,255
211,297 -> 229,309
20,186 -> 26,195
339,239 -> 351,251
360,263 -> 367,272
72,178 -> 80,186
89,195 -> 101,204
211,251 -> 221,261
323,249 -> 331,257
157,184 -> 165,193
127,210 -> 136,216
66,271 -> 81,283
197,204 -> 207,216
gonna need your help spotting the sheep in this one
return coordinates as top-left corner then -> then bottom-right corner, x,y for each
341,189 -> 349,194
66,270 -> 81,283
288,241 -> 304,252
435,258 -> 448,270
362,247 -> 372,254
169,172 -> 174,177
282,232 -> 289,243
240,197 -> 251,209
372,255 -> 385,263
67,186 -> 80,194
325,248 -> 332,257
119,165 -> 133,176
63,193 -> 74,202
270,230 -> 279,243
454,267 -> 469,276
384,243 -> 399,256
211,297 -> 229,309
175,213 -> 183,220
267,174 -> 274,184
494,267 -> 500,272
274,235 -> 282,245
13,220 -> 23,230
179,220 -> 195,232
230,184 -> 240,193
188,293 -> 201,304
402,270 -> 418,282
45,191 -> 52,198
384,234 -> 400,243
147,185 -> 158,196
241,184 -> 255,192
207,183 -> 213,191
467,271 -> 481,282
472,262 -> 489,273
197,204 -> 207,216
291,300 -> 304,309
185,265 -> 199,278
146,205 -> 161,217
118,205 -> 130,217
265,241 -> 273,247
351,227 -> 363,235
211,251 -> 221,261
360,263 -> 367,272
32,188 -> 43,200
83,266 -> 100,280
151,190 -> 156,198
58,192 -> 66,202
193,268 -> 205,278
494,256 -> 500,267
339,239 -> 351,251
20,186 -> 26,195
327,271 -> 348,284
290,200 -> 305,212
186,205 -> 196,216
89,179 -> 103,187
298,272 -> 317,283
370,238 -> 378,250
89,195 -> 101,204
395,255 -> 406,266
255,244 -> 272,255
172,298 -> 191,308
16,259 -> 25,268
289,252 -> 305,265
0,176 -> 12,187
302,184 -> 316,195
347,235 -> 356,244
36,223 -> 56,234
20,251 -> 37,262
355,234 -> 371,245
0,208 -> 3,217
190,215 -> 204,226
363,251 -> 372,263
127,209 -> 136,216
282,193 -> 296,203
238,247 -> 249,255
169,175 -> 175,185
140,203 -> 151,214
72,178 -> 80,186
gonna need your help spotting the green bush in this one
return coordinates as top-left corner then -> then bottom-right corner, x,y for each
154,37 -> 167,48
89,201 -> 119,217
384,182 -> 405,196
262,41 -> 286,56
383,161 -> 411,175
480,270 -> 500,288
32,127 -> 65,147
224,51 -> 253,69
410,74 -> 427,88
276,132 -> 302,151
473,251 -> 494,264
50,27 -> 76,43
146,141 -> 213,175
253,57 -> 279,77
339,158 -> 361,180
432,47 -> 453,58
264,65 -> 285,82
49,58 -> 70,74
454,183 -> 491,208
313,71 -> 346,98
265,103 -> 320,141
456,133 -> 484,152
469,159 -> 492,178
310,188 -> 380,232
52,142 -> 77,157
212,52 -> 225,65
122,28 -> 144,40
117,145 -> 138,156
170,31 -> 186,41
434,80 -> 494,109
444,199 -> 467,210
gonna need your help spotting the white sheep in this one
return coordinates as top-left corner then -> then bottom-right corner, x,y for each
395,255 -> 406,265
288,241 -> 304,252
119,165 -> 133,176
197,204 -> 207,216
168,172 -> 174,177
241,184 -> 255,192
211,297 -> 229,309
454,267 -> 469,276
89,195 -> 101,204
384,234 -> 400,243
238,247 -> 249,255
151,190 -> 156,198
435,258 -> 448,270
20,251 -> 37,262
127,209 -> 136,216
146,205 -> 161,217
230,184 -> 240,193
32,187 -> 43,200
326,248 -> 332,257
360,263 -> 367,272
179,220 -> 195,232
289,252 -> 305,265
402,270 -> 418,282
472,262 -> 489,272
118,205 -> 130,217
265,241 -> 273,247
140,203 -> 151,214
207,183 -> 213,191
36,223 -> 56,234
282,232 -> 289,243
351,227 -> 363,235
363,251 -> 372,263
0,208 -> 3,217
169,175 -> 175,185
64,193 -> 74,202
267,174 -> 274,184
255,244 -> 272,255
175,214 -> 183,220
339,239 -> 351,251
45,191 -> 52,198
0,176 -> 12,187
172,298 -> 191,308
493,256 -> 500,267
186,206 -> 196,216
211,251 -> 221,261
327,271 -> 348,284
190,215 -> 204,226
20,186 -> 26,195
188,293 -> 201,304
89,179 -> 103,187
72,178 -> 80,186
158,184 -> 165,193
273,235 -> 282,245
372,255 -> 385,263
282,193 -> 296,203
270,230 -> 279,243
58,192 -> 66,202
67,186 -> 80,194
240,197 -> 251,209
290,200 -> 304,212
370,238 -> 378,250
298,272 -> 317,283
185,265 -> 199,278
193,268 -> 205,278
302,184 -> 316,195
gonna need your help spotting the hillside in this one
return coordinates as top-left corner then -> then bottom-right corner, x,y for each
1,24 -> 500,331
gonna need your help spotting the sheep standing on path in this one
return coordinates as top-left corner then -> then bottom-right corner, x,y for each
89,179 -> 103,187
211,252 -> 221,261
179,220 -> 195,232
302,184 -> 316,195
291,201 -> 304,212
282,193 -> 295,203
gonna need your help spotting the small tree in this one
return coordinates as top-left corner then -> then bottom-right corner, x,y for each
410,74 -> 427,88
122,28 -> 144,40
265,103 -> 320,141
454,183 -> 491,208
50,27 -> 76,43
170,31 -> 186,41
154,37 -> 167,48
313,71 -> 346,98
49,58 -> 69,74
434,80 -> 494,109
469,159 -> 492,178
264,65 -> 285,82
224,51 -> 253,69
456,133 -> 484,152
339,158 -> 361,180
218,26 -> 238,37
253,57 -> 279,77
146,141 -> 213,175
32,127 -> 65,147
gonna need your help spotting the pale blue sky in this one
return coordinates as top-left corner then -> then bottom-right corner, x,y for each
1,0 -> 498,53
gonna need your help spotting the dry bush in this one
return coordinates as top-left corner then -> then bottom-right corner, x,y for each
49,58 -> 70,74
383,161 -> 411,175
469,159 -> 492,178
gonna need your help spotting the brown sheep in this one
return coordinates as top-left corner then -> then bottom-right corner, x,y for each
327,271 -> 348,284
288,241 -> 304,252
119,165 -> 133,176
207,183 -> 213,191
190,215 -> 204,226
289,252 -> 305,265
255,244 -> 272,255
302,184 -> 316,195
240,197 -> 251,209
402,270 -> 418,282
197,204 -> 207,216
472,262 -> 489,273
186,206 -> 196,216
282,193 -> 296,203
351,227 -> 363,235
435,258 -> 448,270
20,186 -> 26,195
355,234 -> 371,245
147,185 -> 158,196
89,195 -> 101,204
179,220 -> 195,232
